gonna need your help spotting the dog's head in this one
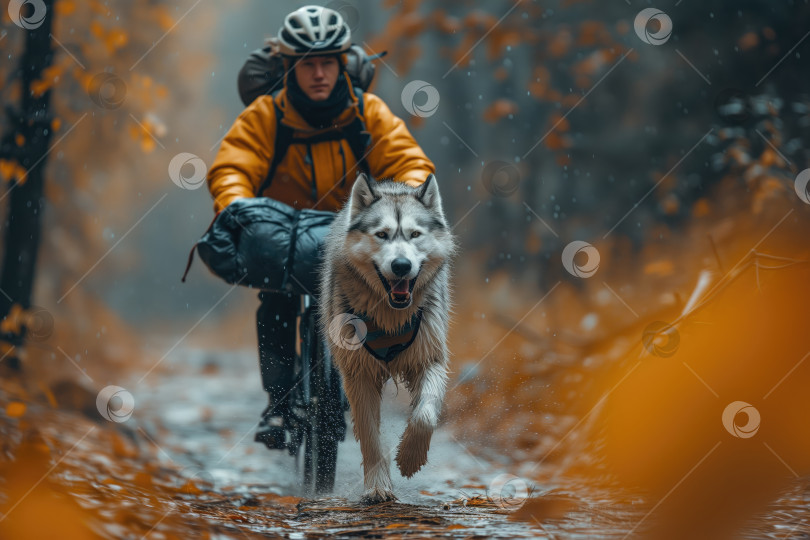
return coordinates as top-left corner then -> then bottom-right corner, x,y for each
345,173 -> 456,310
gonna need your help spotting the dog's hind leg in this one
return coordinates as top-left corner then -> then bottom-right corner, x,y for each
396,359 -> 448,478
343,368 -> 395,504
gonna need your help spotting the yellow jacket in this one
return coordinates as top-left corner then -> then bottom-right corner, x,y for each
206,74 -> 435,214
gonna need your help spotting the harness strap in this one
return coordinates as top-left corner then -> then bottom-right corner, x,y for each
256,99 -> 294,196
347,307 -> 424,363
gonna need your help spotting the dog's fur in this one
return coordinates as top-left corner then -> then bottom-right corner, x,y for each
318,174 -> 457,503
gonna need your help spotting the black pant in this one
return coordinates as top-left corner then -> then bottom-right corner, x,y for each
256,289 -> 300,416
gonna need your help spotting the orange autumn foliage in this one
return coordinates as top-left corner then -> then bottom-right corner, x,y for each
483,99 -> 518,123
0,159 -> 29,184
5,401 -> 26,418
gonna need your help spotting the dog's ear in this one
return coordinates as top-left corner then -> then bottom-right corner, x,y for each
416,174 -> 441,209
350,173 -> 379,215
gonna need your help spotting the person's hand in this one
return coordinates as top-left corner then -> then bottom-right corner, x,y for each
216,196 -> 250,218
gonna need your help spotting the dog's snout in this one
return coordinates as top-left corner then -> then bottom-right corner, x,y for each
391,258 -> 412,277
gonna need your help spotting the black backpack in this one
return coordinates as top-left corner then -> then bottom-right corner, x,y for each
237,43 -> 387,196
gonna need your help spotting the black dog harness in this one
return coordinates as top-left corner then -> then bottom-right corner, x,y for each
346,307 -> 423,363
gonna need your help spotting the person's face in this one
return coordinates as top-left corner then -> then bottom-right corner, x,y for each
294,55 -> 340,101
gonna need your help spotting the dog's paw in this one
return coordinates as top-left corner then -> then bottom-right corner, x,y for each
395,421 -> 433,478
360,488 -> 397,505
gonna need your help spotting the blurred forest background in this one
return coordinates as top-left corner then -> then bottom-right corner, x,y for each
2,0 -> 810,538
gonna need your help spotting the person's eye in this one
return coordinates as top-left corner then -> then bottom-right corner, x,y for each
410,231 -> 421,239
375,231 -> 388,240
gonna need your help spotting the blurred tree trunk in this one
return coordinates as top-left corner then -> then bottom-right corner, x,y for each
0,0 -> 56,371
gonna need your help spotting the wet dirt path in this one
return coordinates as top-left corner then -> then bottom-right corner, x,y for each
115,344 -> 543,538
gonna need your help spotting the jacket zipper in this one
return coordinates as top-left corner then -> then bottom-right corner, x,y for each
339,141 -> 347,188
305,142 -> 317,204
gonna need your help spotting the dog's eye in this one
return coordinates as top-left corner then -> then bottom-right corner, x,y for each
410,231 -> 421,239
375,231 -> 388,239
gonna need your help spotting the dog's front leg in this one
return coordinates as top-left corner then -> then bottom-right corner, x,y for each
396,359 -> 448,478
343,369 -> 395,503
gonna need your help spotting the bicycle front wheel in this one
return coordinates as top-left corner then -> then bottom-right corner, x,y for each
301,309 -> 344,494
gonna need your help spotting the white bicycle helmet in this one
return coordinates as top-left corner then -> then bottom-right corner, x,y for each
278,5 -> 352,57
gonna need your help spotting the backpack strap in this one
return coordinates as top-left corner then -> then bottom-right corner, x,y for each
343,88 -> 371,176
256,98 -> 294,196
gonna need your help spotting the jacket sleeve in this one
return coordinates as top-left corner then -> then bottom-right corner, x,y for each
206,96 -> 276,214
363,93 -> 436,188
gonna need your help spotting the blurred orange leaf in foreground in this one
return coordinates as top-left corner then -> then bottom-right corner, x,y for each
5,401 -> 26,418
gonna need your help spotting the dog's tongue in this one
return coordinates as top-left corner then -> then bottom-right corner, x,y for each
392,279 -> 410,294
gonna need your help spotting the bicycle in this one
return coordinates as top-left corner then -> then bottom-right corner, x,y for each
258,293 -> 348,495
184,196 -> 347,493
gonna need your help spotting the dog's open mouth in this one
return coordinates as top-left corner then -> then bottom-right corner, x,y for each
374,264 -> 418,309
388,278 -> 411,306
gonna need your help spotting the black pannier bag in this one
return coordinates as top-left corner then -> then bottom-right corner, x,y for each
182,197 -> 336,295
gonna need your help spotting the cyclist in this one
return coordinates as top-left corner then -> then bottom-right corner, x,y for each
205,5 -> 435,448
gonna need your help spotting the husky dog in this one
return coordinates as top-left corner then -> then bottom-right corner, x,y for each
318,173 -> 457,503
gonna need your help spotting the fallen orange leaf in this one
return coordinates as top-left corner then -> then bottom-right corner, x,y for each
6,402 -> 26,418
